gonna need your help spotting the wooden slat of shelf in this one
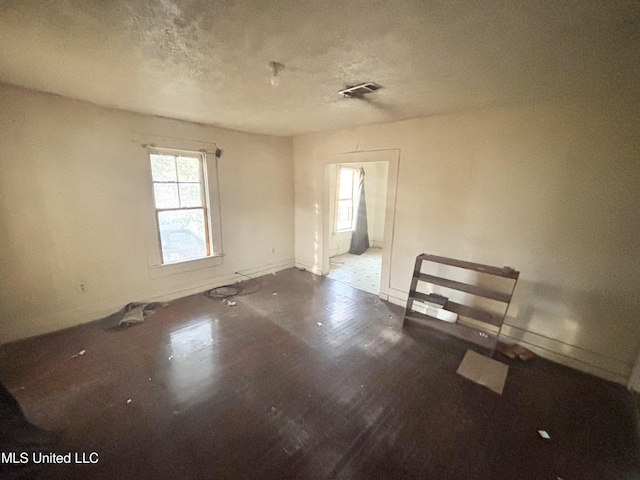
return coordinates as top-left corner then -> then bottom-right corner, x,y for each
409,292 -> 502,327
418,253 -> 519,279
404,312 -> 497,350
416,273 -> 512,303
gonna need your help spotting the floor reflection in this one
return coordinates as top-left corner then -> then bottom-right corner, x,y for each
167,318 -> 218,405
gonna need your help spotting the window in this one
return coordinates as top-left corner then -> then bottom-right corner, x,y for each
336,166 -> 358,232
149,150 -> 212,264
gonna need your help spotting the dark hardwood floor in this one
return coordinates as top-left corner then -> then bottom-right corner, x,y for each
1,268 -> 638,479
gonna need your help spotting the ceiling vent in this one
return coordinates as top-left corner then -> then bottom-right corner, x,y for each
338,82 -> 382,98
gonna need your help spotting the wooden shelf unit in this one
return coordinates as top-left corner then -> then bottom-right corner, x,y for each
403,253 -> 519,354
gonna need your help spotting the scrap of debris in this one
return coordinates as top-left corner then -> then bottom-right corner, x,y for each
100,302 -> 169,330
70,349 -> 86,359
456,349 -> 509,395
496,341 -> 536,361
223,299 -> 237,307
538,430 -> 551,440
317,322 -> 323,327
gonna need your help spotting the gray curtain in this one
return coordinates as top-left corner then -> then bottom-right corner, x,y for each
349,168 -> 370,255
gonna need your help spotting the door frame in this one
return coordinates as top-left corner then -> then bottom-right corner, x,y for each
321,149 -> 400,301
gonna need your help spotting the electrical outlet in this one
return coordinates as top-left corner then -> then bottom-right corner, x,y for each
78,282 -> 87,293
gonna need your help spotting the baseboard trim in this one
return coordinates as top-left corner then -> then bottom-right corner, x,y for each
387,287 -> 408,308
499,324 -> 630,385
294,261 -> 323,276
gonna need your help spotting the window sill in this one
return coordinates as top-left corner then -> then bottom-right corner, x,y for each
149,254 -> 223,278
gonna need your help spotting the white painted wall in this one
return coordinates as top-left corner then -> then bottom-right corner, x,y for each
327,161 -> 388,256
294,97 -> 640,384
0,84 -> 294,343
368,161 -> 389,248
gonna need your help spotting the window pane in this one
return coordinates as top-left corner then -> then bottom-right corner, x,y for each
177,156 -> 201,182
337,199 -> 353,231
158,209 -> 207,263
154,183 -> 179,209
150,154 -> 177,182
179,183 -> 203,207
339,169 -> 354,199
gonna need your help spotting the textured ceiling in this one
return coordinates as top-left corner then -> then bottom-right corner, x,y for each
0,0 -> 638,136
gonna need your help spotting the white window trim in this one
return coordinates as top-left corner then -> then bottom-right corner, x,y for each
136,136 -> 224,278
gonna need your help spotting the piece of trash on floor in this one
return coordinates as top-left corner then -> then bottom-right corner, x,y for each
148,378 -> 151,381
223,299 -> 237,307
496,342 -> 536,361
126,399 -> 132,404
120,305 -> 146,326
456,350 -> 509,395
272,292 -> 278,296
120,302 -> 168,327
538,430 -> 551,440
70,349 -> 86,359
317,322 -> 323,327
168,355 -> 174,360
100,302 -> 169,330
517,347 -> 536,361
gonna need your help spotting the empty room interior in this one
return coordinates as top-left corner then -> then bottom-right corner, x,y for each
0,1 -> 639,479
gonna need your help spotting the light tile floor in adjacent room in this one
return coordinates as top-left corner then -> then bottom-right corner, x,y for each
327,247 -> 382,294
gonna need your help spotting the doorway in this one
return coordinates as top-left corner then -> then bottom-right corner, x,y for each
321,149 -> 399,299
326,161 -> 388,294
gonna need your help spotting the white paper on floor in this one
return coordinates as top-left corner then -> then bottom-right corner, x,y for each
456,350 -> 509,395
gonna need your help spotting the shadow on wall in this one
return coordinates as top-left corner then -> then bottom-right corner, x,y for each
505,278 -> 639,366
